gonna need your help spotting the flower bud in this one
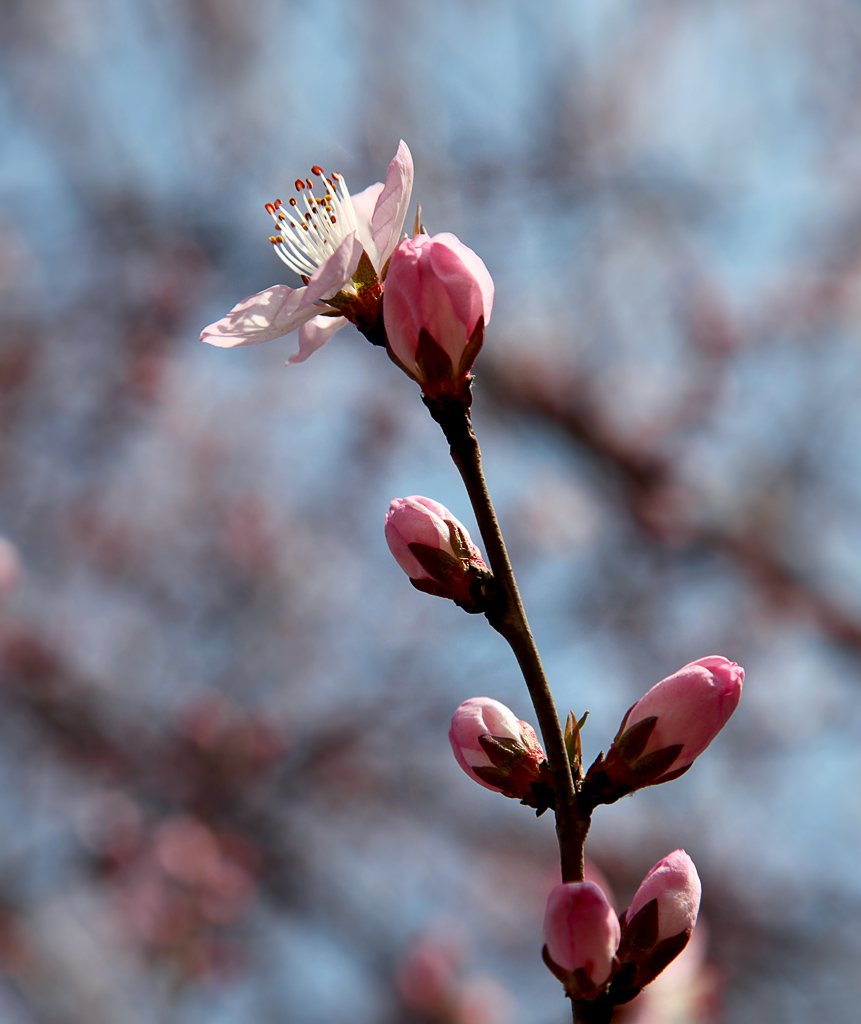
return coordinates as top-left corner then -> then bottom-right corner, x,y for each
385,496 -> 491,611
585,656 -> 743,802
625,851 -> 701,944
449,697 -> 552,810
543,882 -> 620,996
613,851 -> 702,997
383,232 -> 494,399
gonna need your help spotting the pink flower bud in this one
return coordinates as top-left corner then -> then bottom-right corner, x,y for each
385,496 -> 490,609
383,232 -> 494,398
616,656 -> 743,780
446,692 -> 540,778
543,882 -> 620,988
625,851 -> 701,943
614,851 -> 702,995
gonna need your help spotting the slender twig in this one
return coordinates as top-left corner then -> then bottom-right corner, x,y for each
423,388 -> 589,883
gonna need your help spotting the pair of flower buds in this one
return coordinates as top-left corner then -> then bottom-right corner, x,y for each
201,142 -> 492,399
543,850 -> 701,1003
448,653 -> 742,810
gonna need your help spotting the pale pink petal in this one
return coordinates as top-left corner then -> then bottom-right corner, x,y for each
372,140 -> 414,269
351,182 -> 385,258
200,285 -> 315,348
287,315 -> 348,365
430,233 -> 495,327
303,231 -> 363,304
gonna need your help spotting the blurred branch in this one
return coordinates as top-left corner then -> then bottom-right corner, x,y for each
481,360 -> 861,655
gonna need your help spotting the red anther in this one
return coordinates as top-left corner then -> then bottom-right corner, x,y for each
311,165 -> 324,175
295,179 -> 305,190
274,199 -> 283,208
304,213 -> 312,221
330,215 -> 337,224
306,178 -> 313,189
332,172 -> 341,181
265,203 -> 275,214
289,197 -> 297,206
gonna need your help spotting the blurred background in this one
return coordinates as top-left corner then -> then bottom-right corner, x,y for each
2,0 -> 861,1021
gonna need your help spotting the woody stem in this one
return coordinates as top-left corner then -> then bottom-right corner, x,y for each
423,387 -> 590,882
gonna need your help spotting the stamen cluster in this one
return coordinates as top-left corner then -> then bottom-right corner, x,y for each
265,167 -> 360,279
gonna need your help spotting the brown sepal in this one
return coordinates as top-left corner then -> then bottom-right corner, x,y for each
470,765 -> 509,789
447,521 -> 476,562
456,316 -> 485,378
407,542 -> 463,585
617,899 -> 659,962
628,744 -> 685,780
477,734 -> 524,771
415,328 -> 455,387
614,716 -> 657,762
542,944 -> 571,986
529,779 -> 556,816
409,577 -> 456,600
651,762 -> 692,785
611,927 -> 690,999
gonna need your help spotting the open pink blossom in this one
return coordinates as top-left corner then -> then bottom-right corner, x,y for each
201,141 -> 413,363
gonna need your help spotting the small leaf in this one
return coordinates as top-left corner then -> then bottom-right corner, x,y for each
565,710 -> 589,779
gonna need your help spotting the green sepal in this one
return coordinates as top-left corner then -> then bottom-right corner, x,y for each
351,249 -> 379,292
